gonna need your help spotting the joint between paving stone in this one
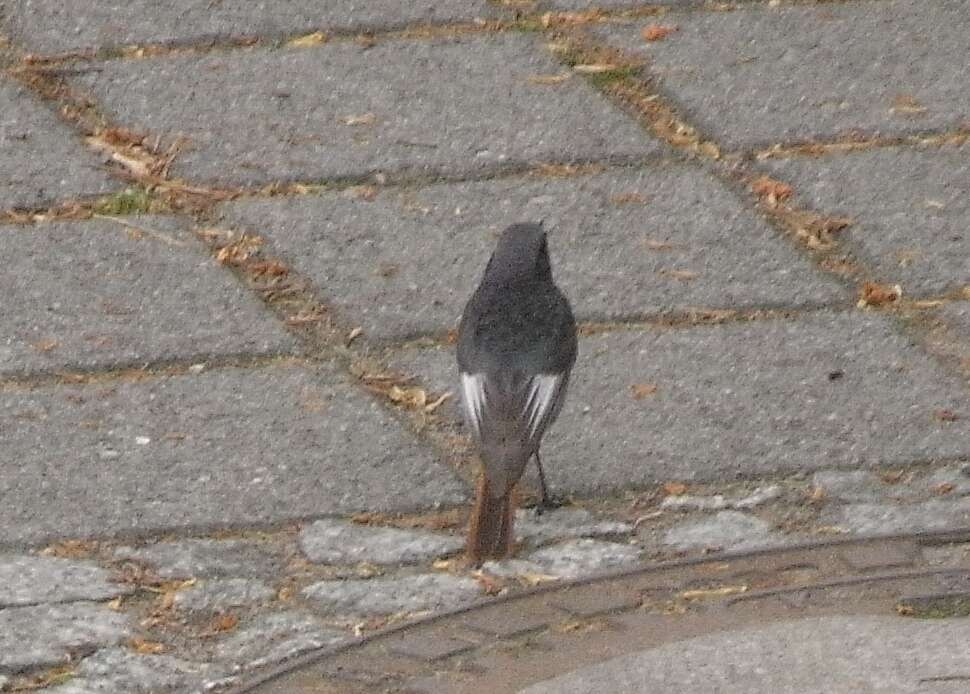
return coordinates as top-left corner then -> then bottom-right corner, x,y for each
0,352 -> 305,393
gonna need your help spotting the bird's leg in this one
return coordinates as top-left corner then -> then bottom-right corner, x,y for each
533,449 -> 560,514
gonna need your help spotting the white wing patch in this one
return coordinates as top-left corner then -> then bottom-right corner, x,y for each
460,372 -> 486,439
522,375 -> 562,440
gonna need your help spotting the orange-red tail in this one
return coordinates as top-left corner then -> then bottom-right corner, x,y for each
466,475 -> 516,564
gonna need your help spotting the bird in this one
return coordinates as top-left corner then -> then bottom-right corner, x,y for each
457,222 -> 577,563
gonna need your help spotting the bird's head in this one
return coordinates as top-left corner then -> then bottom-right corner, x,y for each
483,222 -> 552,285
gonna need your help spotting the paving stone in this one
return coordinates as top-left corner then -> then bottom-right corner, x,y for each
213,611 -> 347,672
113,538 -> 285,580
386,628 -> 481,662
4,1 -> 499,54
939,300 -> 970,339
527,539 -> 641,579
0,78 -> 115,209
394,312 -> 970,493
515,507 -> 632,545
44,648 -> 228,694
663,511 -> 776,552
301,573 -> 481,616
0,362 -> 466,545
924,464 -> 970,497
827,498 -> 970,535
479,558 -> 551,580
173,578 -> 275,613
592,1 -> 970,150
460,602 -> 562,637
0,217 -> 296,376
764,146 -> 970,295
548,585 -> 641,617
839,540 -> 918,571
220,165 -> 843,340
298,518 -> 463,565
520,615 -> 970,694
660,485 -> 782,512
0,601 -> 131,672
75,34 -> 657,186
0,554 -> 131,608
811,470 -> 893,503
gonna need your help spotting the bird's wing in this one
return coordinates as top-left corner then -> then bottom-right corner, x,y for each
460,371 -> 568,450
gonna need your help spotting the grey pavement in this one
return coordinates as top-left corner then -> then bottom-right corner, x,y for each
1,0 -> 970,691
219,165 -> 844,340
72,33 -> 659,186
521,616 -> 970,694
394,311 -> 970,491
1,1 -> 501,54
0,216 -> 296,376
0,78 -> 116,208
765,145 -> 969,295
592,0 -> 970,150
1,361 -> 465,545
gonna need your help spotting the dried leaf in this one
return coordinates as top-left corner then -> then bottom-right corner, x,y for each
519,571 -> 560,586
388,385 -> 427,409
573,63 -> 618,74
287,31 -> 327,48
934,482 -> 956,495
890,93 -> 926,115
630,383 -> 658,399
346,327 -> 364,345
750,175 -> 793,204
425,392 -> 452,413
248,259 -> 288,277
659,268 -> 698,281
662,481 -> 687,496
39,539 -> 98,558
206,612 -> 239,634
879,469 -> 906,484
99,127 -> 146,147
30,338 -> 59,353
340,112 -> 377,126
857,281 -> 901,307
609,192 -> 649,205
473,570 -> 507,596
126,636 -> 168,654
343,185 -> 378,201
678,584 -> 748,600
215,233 -> 263,266
934,409 -> 959,422
527,73 -> 571,85
641,24 -> 679,41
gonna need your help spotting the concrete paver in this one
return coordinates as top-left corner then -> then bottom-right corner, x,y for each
394,312 -> 970,493
765,145 -> 970,295
591,0 -> 970,150
0,216 -> 296,376
0,554 -> 131,607
73,34 -> 658,186
521,615 -> 970,694
0,78 -> 115,208
298,518 -> 463,565
220,166 -> 843,340
0,361 -> 465,545
2,1 -> 500,54
0,602 -> 131,672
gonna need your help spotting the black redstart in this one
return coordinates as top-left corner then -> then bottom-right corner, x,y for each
457,222 -> 577,563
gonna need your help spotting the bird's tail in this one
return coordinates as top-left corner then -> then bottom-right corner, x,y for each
466,474 -> 515,564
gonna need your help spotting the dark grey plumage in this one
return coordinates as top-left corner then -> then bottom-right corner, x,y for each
457,222 -> 577,561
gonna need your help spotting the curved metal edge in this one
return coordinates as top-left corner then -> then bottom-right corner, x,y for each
226,526 -> 970,693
